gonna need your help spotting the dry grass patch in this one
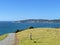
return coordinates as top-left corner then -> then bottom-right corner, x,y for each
16,28 -> 60,45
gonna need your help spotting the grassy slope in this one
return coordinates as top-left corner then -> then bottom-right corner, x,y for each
0,34 -> 8,41
16,28 -> 60,45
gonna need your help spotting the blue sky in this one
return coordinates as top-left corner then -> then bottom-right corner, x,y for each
0,0 -> 60,21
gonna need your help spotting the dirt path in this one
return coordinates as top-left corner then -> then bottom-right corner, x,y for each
13,33 -> 19,45
0,33 -> 15,45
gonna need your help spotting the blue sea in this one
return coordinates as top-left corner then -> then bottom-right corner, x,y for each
0,21 -> 60,35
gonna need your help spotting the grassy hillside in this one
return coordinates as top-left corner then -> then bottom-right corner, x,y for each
0,34 -> 8,41
16,28 -> 60,45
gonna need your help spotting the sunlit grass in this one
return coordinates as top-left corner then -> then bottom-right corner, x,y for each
16,28 -> 60,45
0,34 -> 8,41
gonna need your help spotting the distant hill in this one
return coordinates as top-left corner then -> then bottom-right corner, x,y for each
15,19 -> 60,23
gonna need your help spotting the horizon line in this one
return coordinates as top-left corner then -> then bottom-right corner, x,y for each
0,19 -> 60,21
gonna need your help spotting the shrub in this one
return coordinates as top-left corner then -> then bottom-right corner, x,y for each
29,26 -> 34,29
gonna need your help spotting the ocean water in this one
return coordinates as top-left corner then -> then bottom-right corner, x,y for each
0,21 -> 60,35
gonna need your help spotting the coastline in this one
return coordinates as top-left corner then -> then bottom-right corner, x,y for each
0,28 -> 60,45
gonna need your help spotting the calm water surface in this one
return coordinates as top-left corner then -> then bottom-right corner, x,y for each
0,21 -> 60,35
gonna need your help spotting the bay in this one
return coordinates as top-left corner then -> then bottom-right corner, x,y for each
0,21 -> 60,35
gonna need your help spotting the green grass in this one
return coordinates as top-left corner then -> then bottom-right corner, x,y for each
0,34 -> 8,41
16,28 -> 60,45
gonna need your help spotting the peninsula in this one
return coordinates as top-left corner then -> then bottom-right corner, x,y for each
15,19 -> 60,23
